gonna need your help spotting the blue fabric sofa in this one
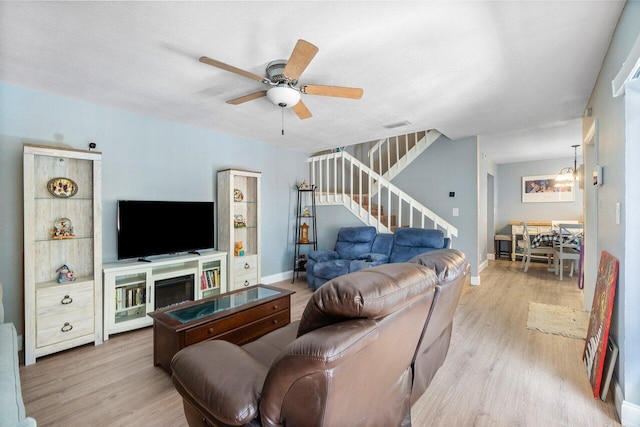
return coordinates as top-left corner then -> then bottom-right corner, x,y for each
306,226 -> 451,290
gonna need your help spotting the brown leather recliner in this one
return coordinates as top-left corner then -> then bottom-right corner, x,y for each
406,249 -> 470,403
171,249 -> 469,427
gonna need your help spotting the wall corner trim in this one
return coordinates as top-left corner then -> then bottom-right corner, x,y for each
470,275 -> 481,286
612,33 -> 640,97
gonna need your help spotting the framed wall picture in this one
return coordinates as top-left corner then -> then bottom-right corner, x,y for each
522,174 -> 576,203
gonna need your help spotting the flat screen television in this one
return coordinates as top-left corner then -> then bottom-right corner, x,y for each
117,200 -> 215,260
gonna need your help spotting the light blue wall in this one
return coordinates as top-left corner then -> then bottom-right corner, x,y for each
584,0 -> 640,411
392,136 -> 479,277
0,82 -> 309,333
495,157 -> 584,235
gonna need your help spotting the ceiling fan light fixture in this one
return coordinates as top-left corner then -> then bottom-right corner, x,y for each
267,86 -> 300,108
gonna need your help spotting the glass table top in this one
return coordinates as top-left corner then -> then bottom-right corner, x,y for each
166,286 -> 281,323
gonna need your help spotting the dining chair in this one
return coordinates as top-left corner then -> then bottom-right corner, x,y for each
553,223 -> 583,280
551,219 -> 580,232
521,222 -> 554,273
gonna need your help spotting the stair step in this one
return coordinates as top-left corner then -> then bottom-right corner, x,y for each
377,215 -> 397,228
360,204 -> 384,216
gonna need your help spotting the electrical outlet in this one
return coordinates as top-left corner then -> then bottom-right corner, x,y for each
452,208 -> 459,217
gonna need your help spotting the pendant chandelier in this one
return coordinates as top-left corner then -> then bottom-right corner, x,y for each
555,144 -> 579,188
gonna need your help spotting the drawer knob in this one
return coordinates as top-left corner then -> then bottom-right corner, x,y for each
61,322 -> 73,332
244,280 -> 250,287
272,319 -> 278,325
273,305 -> 278,310
208,328 -> 214,334
61,295 -> 73,305
244,263 -> 250,269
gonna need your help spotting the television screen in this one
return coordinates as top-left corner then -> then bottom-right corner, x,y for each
117,200 -> 215,260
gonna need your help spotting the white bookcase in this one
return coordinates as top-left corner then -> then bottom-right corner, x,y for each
102,251 -> 227,339
23,144 -> 103,365
217,169 -> 261,291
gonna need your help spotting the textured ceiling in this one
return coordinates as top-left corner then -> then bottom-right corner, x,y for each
0,1 -> 625,158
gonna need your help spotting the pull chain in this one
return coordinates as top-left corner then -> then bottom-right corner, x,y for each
281,106 -> 285,135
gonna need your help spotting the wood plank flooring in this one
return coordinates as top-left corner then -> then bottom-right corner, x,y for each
20,260 -> 620,426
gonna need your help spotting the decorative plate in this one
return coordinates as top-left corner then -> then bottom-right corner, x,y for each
233,189 -> 244,202
47,177 -> 78,198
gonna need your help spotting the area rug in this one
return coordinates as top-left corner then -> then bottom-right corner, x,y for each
526,302 -> 589,339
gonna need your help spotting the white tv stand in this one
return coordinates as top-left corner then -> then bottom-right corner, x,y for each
102,250 -> 227,340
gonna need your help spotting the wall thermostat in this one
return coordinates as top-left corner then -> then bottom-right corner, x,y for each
593,165 -> 603,186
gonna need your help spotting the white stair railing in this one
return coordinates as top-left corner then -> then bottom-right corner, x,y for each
368,129 -> 442,182
308,151 -> 458,239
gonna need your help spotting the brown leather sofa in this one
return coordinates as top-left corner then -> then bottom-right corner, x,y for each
171,249 -> 469,427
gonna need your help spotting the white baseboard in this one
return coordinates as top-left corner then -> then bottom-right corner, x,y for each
479,260 -> 488,272
622,400 -> 640,427
470,275 -> 480,286
614,378 -> 640,426
261,270 -> 294,284
487,253 -> 496,260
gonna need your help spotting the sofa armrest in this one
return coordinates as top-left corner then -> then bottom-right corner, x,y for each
15,418 -> 37,427
308,250 -> 339,263
260,320 -> 379,427
171,340 -> 268,426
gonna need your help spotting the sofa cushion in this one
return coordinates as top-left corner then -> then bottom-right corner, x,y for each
298,262 -> 438,336
389,228 -> 446,263
408,249 -> 468,283
334,226 -> 377,260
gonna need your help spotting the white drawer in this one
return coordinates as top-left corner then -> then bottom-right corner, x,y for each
36,281 -> 94,318
538,226 -> 552,233
36,311 -> 94,348
512,226 -> 523,234
234,255 -> 258,272
233,255 -> 258,288
234,276 -> 259,288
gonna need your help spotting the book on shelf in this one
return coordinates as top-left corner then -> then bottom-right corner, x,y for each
203,268 -> 220,289
201,272 -> 207,290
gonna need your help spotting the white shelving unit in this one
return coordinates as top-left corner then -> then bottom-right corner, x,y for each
23,144 -> 103,365
102,251 -> 227,339
217,169 -> 261,291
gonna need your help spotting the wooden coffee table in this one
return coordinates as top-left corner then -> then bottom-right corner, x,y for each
148,284 -> 294,373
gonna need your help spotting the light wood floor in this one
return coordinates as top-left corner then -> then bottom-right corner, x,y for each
20,260 -> 620,426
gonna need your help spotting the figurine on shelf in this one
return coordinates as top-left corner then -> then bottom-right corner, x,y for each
56,264 -> 76,283
51,218 -> 75,239
300,223 -> 310,243
234,214 -> 246,228
302,207 -> 310,217
299,180 -> 309,190
234,241 -> 245,257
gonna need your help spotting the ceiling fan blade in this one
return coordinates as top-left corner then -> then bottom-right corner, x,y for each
283,39 -> 319,81
302,85 -> 363,99
292,100 -> 312,119
199,56 -> 267,83
226,90 -> 268,105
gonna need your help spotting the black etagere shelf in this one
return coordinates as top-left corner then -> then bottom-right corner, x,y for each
292,184 -> 317,283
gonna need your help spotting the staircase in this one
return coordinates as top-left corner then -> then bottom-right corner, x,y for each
369,130 -> 442,182
308,148 -> 458,238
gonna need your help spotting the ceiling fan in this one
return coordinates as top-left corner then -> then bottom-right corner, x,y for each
199,39 -> 363,120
